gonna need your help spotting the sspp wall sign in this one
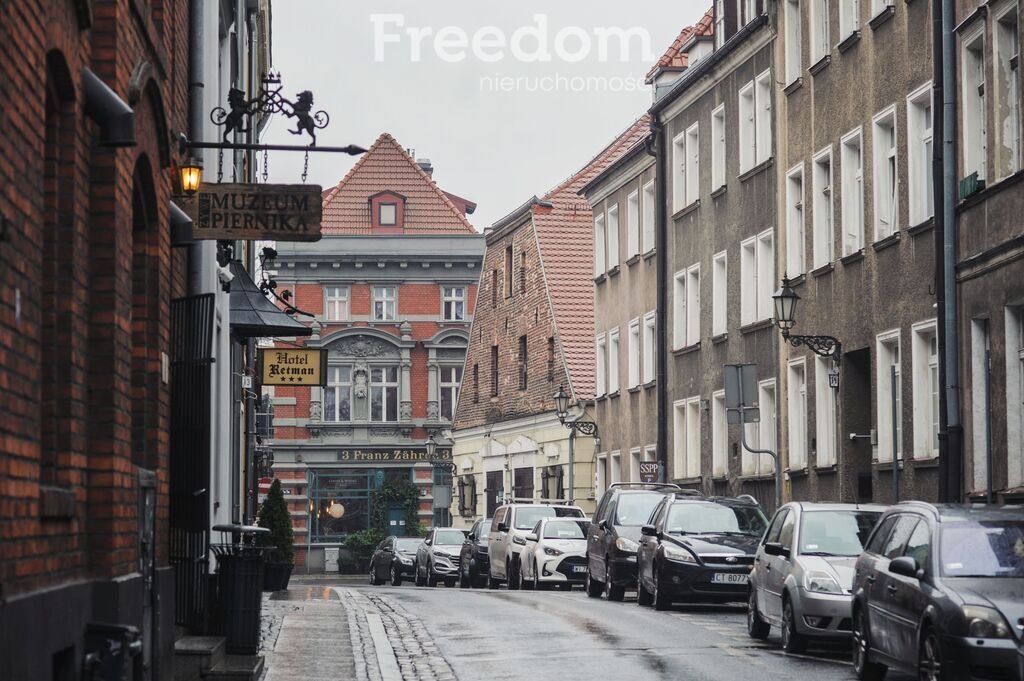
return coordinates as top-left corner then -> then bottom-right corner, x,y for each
182,183 -> 323,242
259,348 -> 328,386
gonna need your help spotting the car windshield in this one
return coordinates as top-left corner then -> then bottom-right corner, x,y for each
799,511 -> 882,557
395,538 -> 422,552
433,530 -> 465,546
514,507 -> 556,529
477,523 -> 490,540
614,492 -> 666,527
542,520 -> 588,539
940,520 -> 1024,578
665,502 -> 767,536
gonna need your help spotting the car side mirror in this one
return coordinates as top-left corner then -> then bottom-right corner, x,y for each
763,542 -> 789,558
497,523 -> 509,533
599,519 -> 609,531
889,556 -> 922,579
641,524 -> 658,537
526,533 -> 538,543
424,538 -> 432,546
467,533 -> 475,542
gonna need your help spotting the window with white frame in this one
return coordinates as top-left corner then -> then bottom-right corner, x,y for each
743,380 -> 777,475
712,105 -> 726,190
686,123 -> 700,205
815,356 -> 838,467
812,148 -> 835,268
440,366 -> 462,421
607,204 -> 620,269
786,164 -> 806,275
875,330 -> 902,463
872,107 -> 899,240
741,231 -> 775,325
755,71 -> 773,164
324,285 -> 350,321
971,320 -> 991,491
841,128 -> 865,254
673,131 -> 688,211
788,359 -> 808,469
596,333 -> 607,397
642,181 -> 656,253
907,83 -> 934,225
673,397 -> 702,479
630,447 -> 642,482
713,390 -> 728,477
712,251 -> 728,336
594,213 -> 607,275
627,190 -> 640,258
442,286 -> 466,321
785,0 -> 803,84
610,451 -> 622,484
673,263 -> 701,349
628,318 -> 641,388
379,203 -> 397,226
370,366 -> 400,421
324,366 -> 353,421
962,28 -> 988,181
840,0 -> 860,38
739,0 -> 756,26
596,453 -> 608,496
642,312 -> 656,384
608,327 -> 620,394
811,0 -> 831,63
871,0 -> 893,18
644,445 -> 657,464
912,320 -> 939,459
373,286 -> 396,321
716,0 -> 726,48
1005,307 -> 1024,488
994,4 -> 1021,179
739,82 -> 756,173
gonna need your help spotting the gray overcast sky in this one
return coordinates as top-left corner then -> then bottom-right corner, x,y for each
264,1 -> 707,229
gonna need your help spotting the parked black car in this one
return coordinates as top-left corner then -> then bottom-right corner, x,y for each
369,536 -> 422,586
414,527 -> 468,587
637,493 -> 768,610
586,483 -> 683,600
458,518 -> 491,588
851,502 -> 1024,681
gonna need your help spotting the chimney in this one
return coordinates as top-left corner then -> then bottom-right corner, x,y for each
417,158 -> 434,178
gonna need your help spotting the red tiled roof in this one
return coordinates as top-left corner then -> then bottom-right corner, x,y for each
531,115 -> 652,402
646,7 -> 715,82
321,133 -> 477,234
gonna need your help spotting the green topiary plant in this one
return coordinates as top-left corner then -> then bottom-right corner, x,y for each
368,479 -> 423,536
257,479 -> 294,564
342,527 -> 386,568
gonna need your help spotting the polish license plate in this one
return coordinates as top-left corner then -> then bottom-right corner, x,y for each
711,572 -> 748,585
572,565 -> 588,574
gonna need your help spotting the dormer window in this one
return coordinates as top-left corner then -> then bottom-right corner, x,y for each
369,191 -> 406,230
380,203 -> 397,225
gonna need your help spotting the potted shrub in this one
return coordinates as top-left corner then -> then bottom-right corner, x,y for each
342,528 -> 385,575
257,479 -> 294,591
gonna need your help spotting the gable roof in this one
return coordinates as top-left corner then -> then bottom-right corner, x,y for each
529,115 -> 652,401
320,133 -> 477,234
646,7 -> 715,83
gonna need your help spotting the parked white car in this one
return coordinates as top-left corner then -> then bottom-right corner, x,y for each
518,518 -> 590,590
488,503 -> 585,589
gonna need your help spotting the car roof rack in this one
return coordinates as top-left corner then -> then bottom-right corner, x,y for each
608,482 -> 682,491
671,489 -> 706,498
501,497 -> 577,506
703,494 -> 759,505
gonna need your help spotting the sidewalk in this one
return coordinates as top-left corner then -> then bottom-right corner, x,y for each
259,586 -> 457,681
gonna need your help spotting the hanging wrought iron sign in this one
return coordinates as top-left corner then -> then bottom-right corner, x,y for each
179,183 -> 323,241
212,74 -> 329,146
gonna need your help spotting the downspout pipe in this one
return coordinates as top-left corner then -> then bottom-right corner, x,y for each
188,0 -> 207,297
649,120 -> 669,483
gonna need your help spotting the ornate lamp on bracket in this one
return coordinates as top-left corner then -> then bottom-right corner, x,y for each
772,276 -> 843,384
178,157 -> 203,196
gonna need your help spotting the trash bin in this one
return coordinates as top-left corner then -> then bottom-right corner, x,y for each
83,622 -> 143,681
211,524 -> 270,654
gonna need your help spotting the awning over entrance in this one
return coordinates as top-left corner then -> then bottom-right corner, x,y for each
228,260 -> 312,339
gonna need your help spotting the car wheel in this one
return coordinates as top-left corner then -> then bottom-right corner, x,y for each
605,562 -> 625,602
781,597 -> 806,653
653,568 -> 671,611
444,577 -> 457,588
852,608 -> 887,681
487,571 -> 501,589
459,564 -> 471,589
391,563 -> 402,587
746,589 -> 770,639
369,563 -> 378,586
637,574 -> 654,607
919,628 -> 943,681
533,561 -> 542,591
427,562 -> 439,587
414,563 -> 426,587
506,559 -> 520,591
585,568 -> 604,598
518,564 -> 532,590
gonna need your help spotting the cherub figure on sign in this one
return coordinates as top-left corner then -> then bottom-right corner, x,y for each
212,88 -> 256,142
281,90 -> 329,147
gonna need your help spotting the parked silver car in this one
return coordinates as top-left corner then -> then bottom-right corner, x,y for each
748,502 -> 886,652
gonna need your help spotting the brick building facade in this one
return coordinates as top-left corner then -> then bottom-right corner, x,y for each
0,1 -> 190,679
267,134 -> 484,570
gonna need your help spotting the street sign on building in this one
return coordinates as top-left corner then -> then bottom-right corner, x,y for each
724,363 -> 760,425
180,183 -> 323,242
258,348 -> 328,386
639,461 -> 660,483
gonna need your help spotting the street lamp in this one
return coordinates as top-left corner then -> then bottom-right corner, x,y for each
178,157 -> 203,196
772,275 -> 842,363
552,386 -> 599,505
425,433 -> 437,460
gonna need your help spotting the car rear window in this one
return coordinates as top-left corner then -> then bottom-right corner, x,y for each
613,492 -> 666,526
